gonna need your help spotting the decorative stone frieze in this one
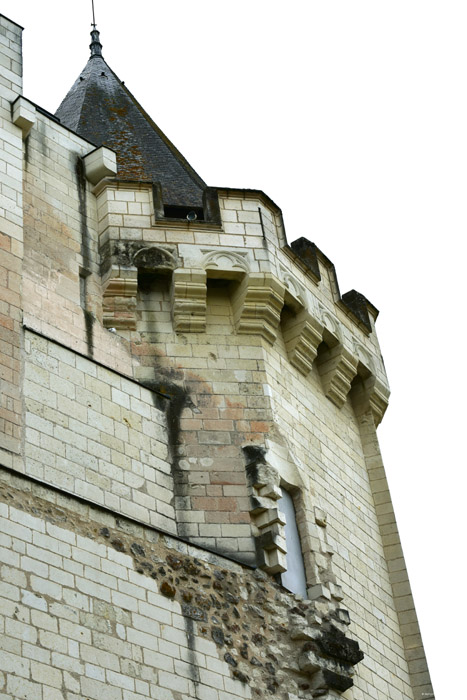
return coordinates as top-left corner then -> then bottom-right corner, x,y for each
102,276 -> 138,330
171,268 -> 207,332
283,310 -> 324,376
278,263 -> 308,308
317,344 -> 359,408
353,338 -> 375,375
233,273 -> 285,344
202,249 -> 249,277
101,240 -> 178,278
318,303 -> 341,342
132,244 -> 177,272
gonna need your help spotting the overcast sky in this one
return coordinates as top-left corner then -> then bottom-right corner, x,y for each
3,2 -> 466,696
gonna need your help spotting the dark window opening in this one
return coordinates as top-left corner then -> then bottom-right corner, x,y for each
163,205 -> 204,221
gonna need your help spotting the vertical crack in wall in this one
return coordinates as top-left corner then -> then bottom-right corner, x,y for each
75,156 -> 94,356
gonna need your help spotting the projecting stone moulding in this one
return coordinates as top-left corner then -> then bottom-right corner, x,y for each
98,251 -> 388,416
83,146 -> 118,184
283,310 -> 324,376
243,446 -> 288,574
351,375 -> 390,427
317,344 -> 359,409
243,442 -> 365,696
233,273 -> 286,344
12,96 -> 36,138
101,243 -> 180,330
102,277 -> 138,330
171,268 -> 207,332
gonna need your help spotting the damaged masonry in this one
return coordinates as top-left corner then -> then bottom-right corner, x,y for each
0,12 -> 433,700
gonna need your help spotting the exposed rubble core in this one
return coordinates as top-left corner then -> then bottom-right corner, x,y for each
0,469 -> 364,698
0,12 -> 434,700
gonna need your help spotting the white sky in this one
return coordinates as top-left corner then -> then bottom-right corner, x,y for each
3,2 -> 465,697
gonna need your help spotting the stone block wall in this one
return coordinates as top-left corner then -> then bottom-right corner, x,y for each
0,16 -> 23,467
0,12 -> 434,699
23,330 -> 174,533
21,108 -> 136,377
0,467 -> 381,700
0,471 -> 252,700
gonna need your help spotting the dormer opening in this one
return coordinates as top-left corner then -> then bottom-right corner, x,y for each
163,205 -> 205,221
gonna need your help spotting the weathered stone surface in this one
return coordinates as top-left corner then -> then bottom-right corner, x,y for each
161,581 -> 176,598
183,605 -> 208,622
0,12 -> 432,700
317,626 -> 364,666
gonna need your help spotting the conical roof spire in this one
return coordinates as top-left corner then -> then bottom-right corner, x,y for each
55,22 -> 207,209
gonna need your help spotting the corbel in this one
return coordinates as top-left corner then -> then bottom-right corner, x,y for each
351,375 -> 390,427
171,268 -> 207,332
232,273 -> 285,344
283,310 -> 323,376
102,274 -> 138,330
317,344 -> 358,408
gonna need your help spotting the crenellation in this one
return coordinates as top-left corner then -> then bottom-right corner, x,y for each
0,14 -> 433,700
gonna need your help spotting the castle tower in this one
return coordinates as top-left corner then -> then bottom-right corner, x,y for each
0,15 -> 433,700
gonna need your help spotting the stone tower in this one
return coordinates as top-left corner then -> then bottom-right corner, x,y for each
0,14 -> 433,700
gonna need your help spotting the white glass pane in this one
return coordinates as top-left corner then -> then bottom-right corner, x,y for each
278,488 -> 308,598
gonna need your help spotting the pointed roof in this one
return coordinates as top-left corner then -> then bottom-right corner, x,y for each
55,30 -> 206,208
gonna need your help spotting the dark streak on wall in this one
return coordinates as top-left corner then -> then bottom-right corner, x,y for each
142,373 -> 189,539
75,156 -> 94,356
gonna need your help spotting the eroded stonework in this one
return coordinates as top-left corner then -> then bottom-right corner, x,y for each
0,12 -> 434,700
0,469 -> 364,699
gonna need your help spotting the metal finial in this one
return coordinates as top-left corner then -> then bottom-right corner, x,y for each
90,27 -> 103,58
89,0 -> 103,58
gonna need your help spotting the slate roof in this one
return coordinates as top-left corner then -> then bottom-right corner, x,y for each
55,31 -> 206,208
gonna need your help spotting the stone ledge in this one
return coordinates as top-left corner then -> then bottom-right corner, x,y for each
12,96 -> 36,138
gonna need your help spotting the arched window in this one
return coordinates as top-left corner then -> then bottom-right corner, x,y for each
278,487 -> 307,597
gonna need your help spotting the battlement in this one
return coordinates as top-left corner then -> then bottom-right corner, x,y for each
94,176 -> 389,405
0,18 -> 433,700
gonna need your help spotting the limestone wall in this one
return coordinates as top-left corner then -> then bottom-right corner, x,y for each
0,11 -> 434,698
0,466 -> 393,700
22,329 -> 174,533
21,107 -> 137,377
0,470 -> 252,700
0,15 -> 23,466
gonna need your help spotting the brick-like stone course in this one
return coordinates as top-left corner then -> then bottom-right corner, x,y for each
0,469 -> 356,700
0,13 -> 434,699
23,329 -> 175,533
0,16 -> 23,466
